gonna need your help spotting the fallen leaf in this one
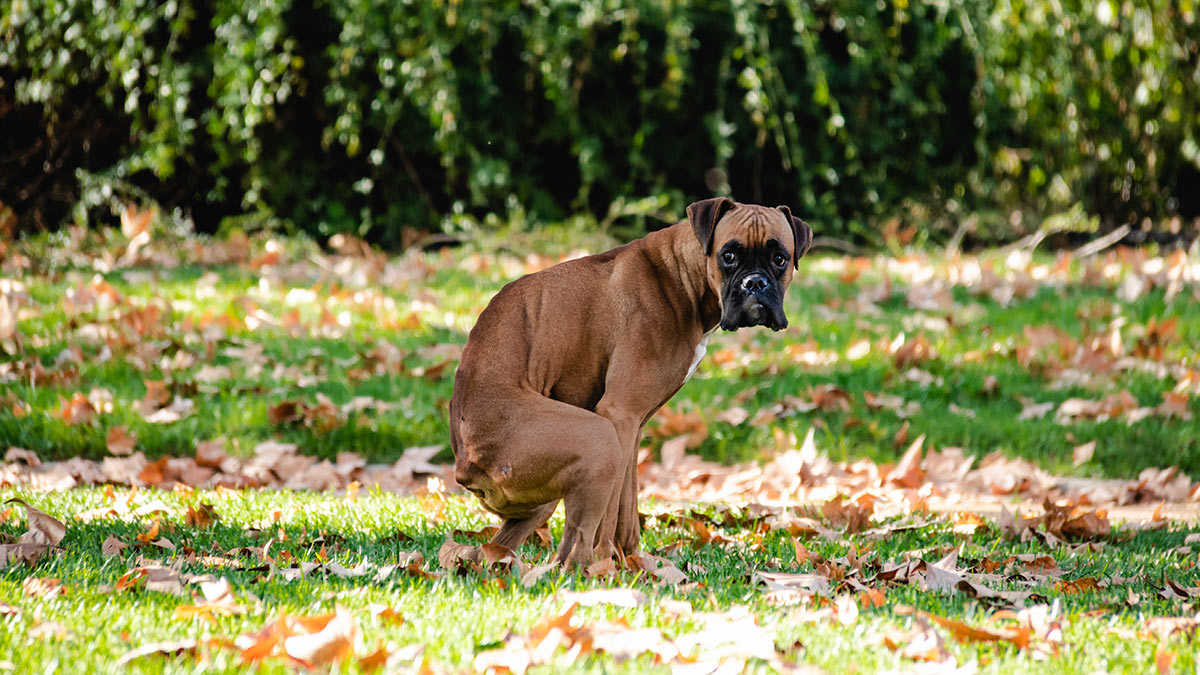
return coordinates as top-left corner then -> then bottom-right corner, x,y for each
175,577 -> 246,622
521,562 -> 558,587
105,426 -> 137,456
101,535 -> 128,557
23,577 -> 65,597
437,540 -> 482,573
481,542 -> 517,571
887,435 -> 926,488
626,553 -> 688,585
922,612 -> 1029,649
4,447 -> 40,467
1072,441 -> 1096,467
6,498 -> 66,548
755,571 -> 831,596
185,503 -> 220,528
1155,647 -> 1176,675
586,558 -> 618,578
369,604 -> 404,626
116,639 -> 199,665
239,607 -> 359,667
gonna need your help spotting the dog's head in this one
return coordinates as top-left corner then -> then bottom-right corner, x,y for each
687,198 -> 812,331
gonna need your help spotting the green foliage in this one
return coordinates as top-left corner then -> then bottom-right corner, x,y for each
2,0 -> 1197,241
978,0 -> 1200,226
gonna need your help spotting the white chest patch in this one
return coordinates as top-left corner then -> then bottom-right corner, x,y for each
683,329 -> 715,384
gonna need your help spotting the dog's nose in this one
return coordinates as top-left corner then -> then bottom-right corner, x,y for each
741,274 -> 769,293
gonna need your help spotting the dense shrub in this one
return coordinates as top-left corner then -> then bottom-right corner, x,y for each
978,0 -> 1200,229
1,0 -> 1197,244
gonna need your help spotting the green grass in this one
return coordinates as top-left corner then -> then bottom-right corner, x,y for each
2,229 -> 1199,477
3,227 -> 1200,672
0,488 -> 1197,674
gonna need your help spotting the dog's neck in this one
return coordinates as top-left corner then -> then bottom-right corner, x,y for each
643,223 -> 723,333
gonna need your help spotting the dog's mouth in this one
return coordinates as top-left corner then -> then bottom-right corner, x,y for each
719,293 -> 788,331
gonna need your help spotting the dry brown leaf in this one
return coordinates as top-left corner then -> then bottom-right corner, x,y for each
473,604 -> 588,674
369,604 -> 404,626
437,540 -> 482,573
887,435 -> 926,488
6,498 -> 66,553
650,405 -> 709,449
195,438 -> 228,468
138,457 -> 170,486
480,542 -> 517,571
136,519 -> 161,544
101,535 -> 128,557
806,384 -> 852,412
585,557 -> 618,578
626,553 -> 688,586
658,435 -> 689,474
140,380 -> 170,416
715,406 -> 750,426
268,400 -> 302,425
185,503 -> 220,528
144,396 -> 194,424
997,505 -> 1042,539
116,639 -> 200,666
23,577 -> 65,597
1055,577 -> 1106,594
105,426 -> 137,456
1157,392 -> 1192,420
58,392 -> 96,425
4,447 -> 41,467
892,334 -> 938,369
755,571 -> 831,596
873,617 -> 954,664
175,577 -> 246,622
1072,441 -> 1096,467
919,560 -> 964,594
520,562 -> 558,587
238,607 -> 359,667
922,611 -> 1030,649
818,494 -> 875,534
1043,501 -> 1110,540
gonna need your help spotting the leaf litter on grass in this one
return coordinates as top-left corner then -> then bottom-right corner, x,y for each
4,229 -> 1200,672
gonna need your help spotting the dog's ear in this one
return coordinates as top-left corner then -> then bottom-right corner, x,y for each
687,197 -> 735,255
776,205 -> 812,269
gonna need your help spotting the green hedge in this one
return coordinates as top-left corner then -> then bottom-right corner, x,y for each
2,0 -> 1197,244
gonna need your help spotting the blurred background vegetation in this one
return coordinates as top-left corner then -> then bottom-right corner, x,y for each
2,0 -> 1198,248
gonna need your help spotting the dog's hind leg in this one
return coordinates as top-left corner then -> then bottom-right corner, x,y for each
491,501 -> 558,550
459,392 -> 624,567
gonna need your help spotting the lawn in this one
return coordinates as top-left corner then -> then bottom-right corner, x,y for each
1,487 -> 1198,673
0,223 -> 1198,673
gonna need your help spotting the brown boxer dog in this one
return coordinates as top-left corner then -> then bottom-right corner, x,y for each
449,199 -> 812,566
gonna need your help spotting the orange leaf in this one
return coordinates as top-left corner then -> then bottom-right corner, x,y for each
138,457 -> 169,486
923,612 -> 1029,649
185,503 -> 220,528
1055,577 -> 1105,594
136,520 -> 161,544
359,644 -> 391,672
370,605 -> 404,626
1156,647 -> 1176,675
886,435 -> 926,488
105,426 -> 137,456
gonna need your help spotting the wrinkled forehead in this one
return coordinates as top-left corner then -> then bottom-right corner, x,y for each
713,205 -> 792,251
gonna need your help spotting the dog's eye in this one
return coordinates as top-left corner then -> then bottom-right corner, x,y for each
772,253 -> 788,268
721,251 -> 737,266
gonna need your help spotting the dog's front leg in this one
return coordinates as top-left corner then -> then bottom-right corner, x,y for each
592,405 -> 642,559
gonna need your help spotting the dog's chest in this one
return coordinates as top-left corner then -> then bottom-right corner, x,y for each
682,329 -> 715,384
